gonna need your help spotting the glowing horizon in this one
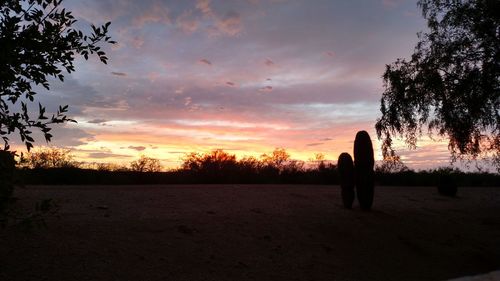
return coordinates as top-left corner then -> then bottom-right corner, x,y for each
7,0 -> 473,171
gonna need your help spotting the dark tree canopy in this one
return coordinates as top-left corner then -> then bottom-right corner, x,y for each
0,0 -> 115,151
375,0 -> 499,168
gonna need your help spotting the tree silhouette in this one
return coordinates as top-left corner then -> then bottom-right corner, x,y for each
0,0 -> 115,151
260,148 -> 290,170
375,0 -> 499,169
130,155 -> 162,172
21,147 -> 77,169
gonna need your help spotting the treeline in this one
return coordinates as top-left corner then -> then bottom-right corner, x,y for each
13,148 -> 500,186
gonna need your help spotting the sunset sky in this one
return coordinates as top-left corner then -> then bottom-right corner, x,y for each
12,0 -> 459,170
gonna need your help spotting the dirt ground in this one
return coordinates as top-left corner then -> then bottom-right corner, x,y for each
1,185 -> 499,281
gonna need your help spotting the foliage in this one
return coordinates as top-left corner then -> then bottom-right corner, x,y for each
182,149 -> 238,172
12,147 -> 500,186
179,148 -> 335,184
0,0 -> 115,151
88,162 -> 129,172
375,154 -> 409,173
375,0 -> 500,169
130,155 -> 162,172
20,147 -> 77,169
260,148 -> 291,170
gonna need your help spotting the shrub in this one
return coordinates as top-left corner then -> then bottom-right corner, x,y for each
20,147 -> 78,169
130,155 -> 162,172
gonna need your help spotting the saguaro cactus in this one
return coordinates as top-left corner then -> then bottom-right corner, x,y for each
353,130 -> 375,210
338,153 -> 355,208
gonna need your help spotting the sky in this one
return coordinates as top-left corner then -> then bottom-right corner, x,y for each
12,0 -> 463,170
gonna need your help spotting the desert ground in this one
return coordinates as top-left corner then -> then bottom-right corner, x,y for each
1,185 -> 499,281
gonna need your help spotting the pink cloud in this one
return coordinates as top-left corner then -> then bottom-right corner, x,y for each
130,36 -> 145,49
264,58 -> 274,66
199,58 -> 212,65
258,85 -> 273,92
176,10 -> 199,33
195,0 -> 242,37
132,2 -> 171,28
215,11 -> 242,36
325,51 -> 335,57
196,0 -> 214,17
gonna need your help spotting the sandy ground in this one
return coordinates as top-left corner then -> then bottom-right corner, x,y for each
1,185 -> 499,281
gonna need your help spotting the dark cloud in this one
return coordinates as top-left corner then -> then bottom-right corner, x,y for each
88,152 -> 132,159
11,125 -> 95,148
128,145 -> 146,151
199,59 -> 212,65
325,51 -> 335,57
264,58 -> 274,66
87,119 -> 108,124
306,143 -> 324,147
111,72 -> 127,76
258,86 -> 273,92
320,138 -> 333,141
226,81 -> 235,86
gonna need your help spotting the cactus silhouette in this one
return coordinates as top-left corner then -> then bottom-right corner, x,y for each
338,152 -> 355,208
353,130 -> 375,210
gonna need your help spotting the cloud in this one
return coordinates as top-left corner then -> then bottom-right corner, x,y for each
132,2 -> 171,28
176,10 -> 199,33
199,58 -> 212,65
215,11 -> 242,36
50,0 -> 435,170
195,0 -> 242,36
264,58 -> 274,66
306,143 -> 324,147
128,145 -> 146,151
88,152 -> 132,159
87,119 -> 108,124
111,72 -> 127,77
258,86 -> 273,92
131,36 -> 145,49
196,0 -> 214,17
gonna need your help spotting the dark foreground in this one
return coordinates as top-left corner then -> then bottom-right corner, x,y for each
1,185 -> 499,281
